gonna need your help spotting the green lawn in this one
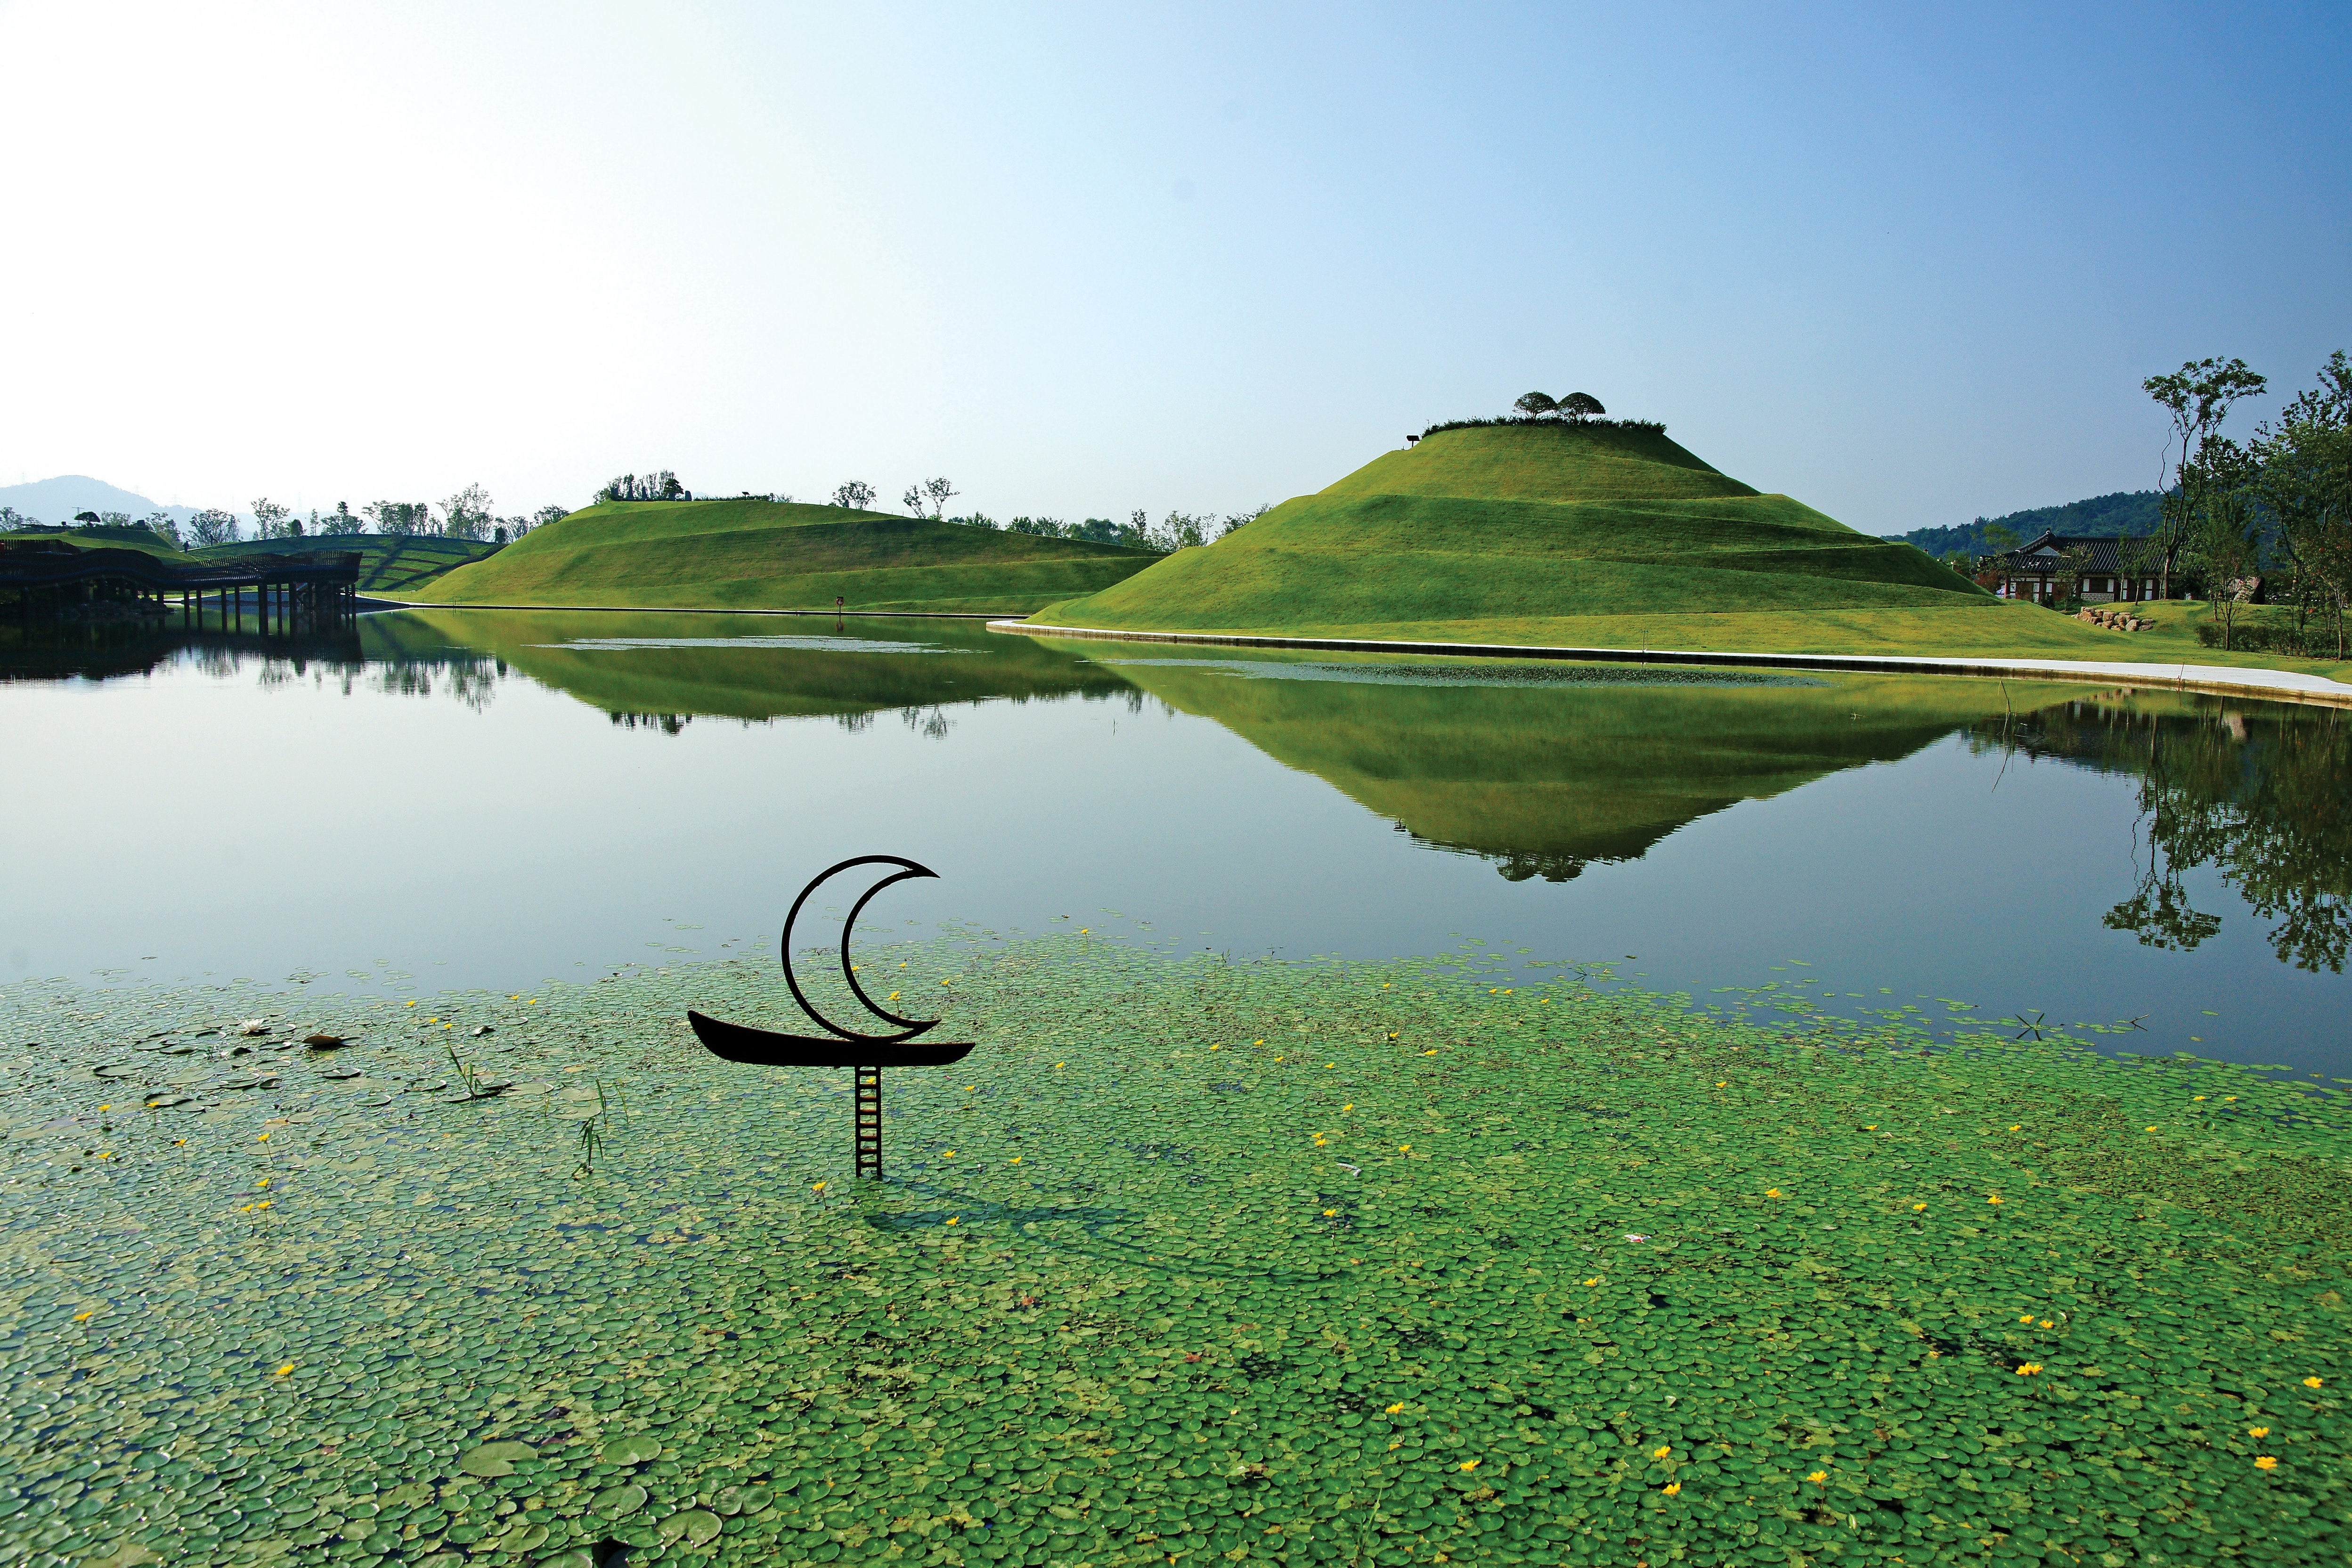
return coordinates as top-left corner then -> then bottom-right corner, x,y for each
406,499 -> 1161,613
1022,423 -> 2347,676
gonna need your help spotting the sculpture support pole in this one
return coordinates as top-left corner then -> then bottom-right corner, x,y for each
854,1068 -> 883,1178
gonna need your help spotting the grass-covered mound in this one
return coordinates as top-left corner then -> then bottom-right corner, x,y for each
1016,423 -> 2351,668
196,534 -> 502,595
407,499 -> 1159,614
1031,422 -> 1997,637
5,937 -> 2344,1566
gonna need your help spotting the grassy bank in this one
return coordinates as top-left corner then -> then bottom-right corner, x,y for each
407,500 -> 1159,614
4,936 -> 2344,1566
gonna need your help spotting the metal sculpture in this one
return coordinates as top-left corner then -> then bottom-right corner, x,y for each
688,856 -> 974,1178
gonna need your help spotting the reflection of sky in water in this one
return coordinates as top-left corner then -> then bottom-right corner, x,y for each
2,611 -> 2342,1074
539,636 -> 962,654
1096,657 -> 1821,689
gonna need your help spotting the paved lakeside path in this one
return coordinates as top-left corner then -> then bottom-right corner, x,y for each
994,618 -> 2352,708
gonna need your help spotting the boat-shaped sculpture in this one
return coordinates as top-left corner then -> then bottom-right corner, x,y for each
688,855 -> 975,1176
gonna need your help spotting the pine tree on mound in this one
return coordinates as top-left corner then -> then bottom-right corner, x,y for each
1032,420 -> 1990,636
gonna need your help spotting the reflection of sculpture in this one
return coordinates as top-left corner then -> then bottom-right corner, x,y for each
689,856 -> 975,1177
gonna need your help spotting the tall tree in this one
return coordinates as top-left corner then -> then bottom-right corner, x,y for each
1561,392 -> 1606,419
1512,392 -> 1558,419
2254,351 -> 2352,658
252,498 -> 292,540
438,484 -> 494,541
2144,357 -> 2266,599
831,481 -> 876,510
187,509 -> 240,547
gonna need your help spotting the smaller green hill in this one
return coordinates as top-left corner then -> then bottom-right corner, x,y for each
406,499 -> 1161,613
2,528 -> 185,561
193,535 -> 501,594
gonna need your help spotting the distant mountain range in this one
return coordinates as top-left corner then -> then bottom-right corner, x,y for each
1885,491 -> 2162,560
0,475 -> 207,527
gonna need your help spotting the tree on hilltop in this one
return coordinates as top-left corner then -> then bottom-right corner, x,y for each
1561,392 -> 1606,419
831,481 -> 877,510
1513,392 -> 1558,419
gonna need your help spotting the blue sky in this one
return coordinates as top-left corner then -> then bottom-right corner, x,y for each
1,1 -> 2344,532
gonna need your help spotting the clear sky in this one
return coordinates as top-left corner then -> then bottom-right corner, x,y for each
2,1 -> 2345,533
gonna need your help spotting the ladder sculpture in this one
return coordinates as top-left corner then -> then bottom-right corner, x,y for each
688,856 -> 974,1179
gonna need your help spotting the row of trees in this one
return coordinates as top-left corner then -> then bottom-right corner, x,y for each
2142,352 -> 2352,654
823,478 -> 1267,550
132,490 -> 566,549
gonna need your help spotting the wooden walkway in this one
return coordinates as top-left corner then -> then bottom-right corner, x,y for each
0,542 -> 362,634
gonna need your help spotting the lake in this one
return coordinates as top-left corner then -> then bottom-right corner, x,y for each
6,609 -> 2345,1073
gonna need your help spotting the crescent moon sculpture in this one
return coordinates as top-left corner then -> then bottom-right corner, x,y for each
688,855 -> 976,1178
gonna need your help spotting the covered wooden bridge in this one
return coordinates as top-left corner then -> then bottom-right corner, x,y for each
0,540 -> 363,632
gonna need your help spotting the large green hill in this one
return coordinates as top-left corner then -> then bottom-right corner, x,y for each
1025,422 -> 2062,652
406,499 -> 1160,613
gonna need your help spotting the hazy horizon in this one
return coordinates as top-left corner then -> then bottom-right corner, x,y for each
3,1 -> 2344,535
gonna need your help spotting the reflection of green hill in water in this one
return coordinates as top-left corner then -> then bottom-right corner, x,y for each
361,610 -> 1128,721
1093,649 -> 2083,878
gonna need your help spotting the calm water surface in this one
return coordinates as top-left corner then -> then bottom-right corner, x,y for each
7,609 -> 2345,1072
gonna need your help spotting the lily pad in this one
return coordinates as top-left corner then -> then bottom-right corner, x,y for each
458,1439 -> 537,1478
599,1432 -> 661,1465
591,1482 -> 647,1519
664,1509 -> 723,1546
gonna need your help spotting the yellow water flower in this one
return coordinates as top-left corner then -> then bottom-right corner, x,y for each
1663,1482 -> 1681,1495
2009,1124 -> 2021,1131
1399,1144 -> 1411,1153
2255,1455 -> 2279,1471
1422,1048 -> 1438,1056
1807,1470 -> 1827,1484
942,1151 -> 955,1158
2040,1319 -> 2054,1328
276,1363 -> 294,1376
1584,1278 -> 1600,1286
1458,1459 -> 1479,1472
2249,1427 -> 2269,1438
1765,1188 -> 1784,1198
1323,1209 -> 1337,1217
811,1181 -> 825,1192
887,991 -> 899,1001
1987,1194 -> 2003,1204
2020,1315 -> 2034,1323
1056,1062 -> 1066,1068
1652,1445 -> 1670,1459
1715,1081 -> 1726,1088
1341,1104 -> 1353,1112
1010,1155 -> 1021,1163
1385,1403 -> 1404,1414
2016,1363 -> 2043,1375
2304,1376 -> 2325,1389
257,1132 -> 269,1142
2145,1125 -> 2157,1132
72,1310 -> 94,1322
1912,1203 -> 1928,1211
946,1217 -> 959,1226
